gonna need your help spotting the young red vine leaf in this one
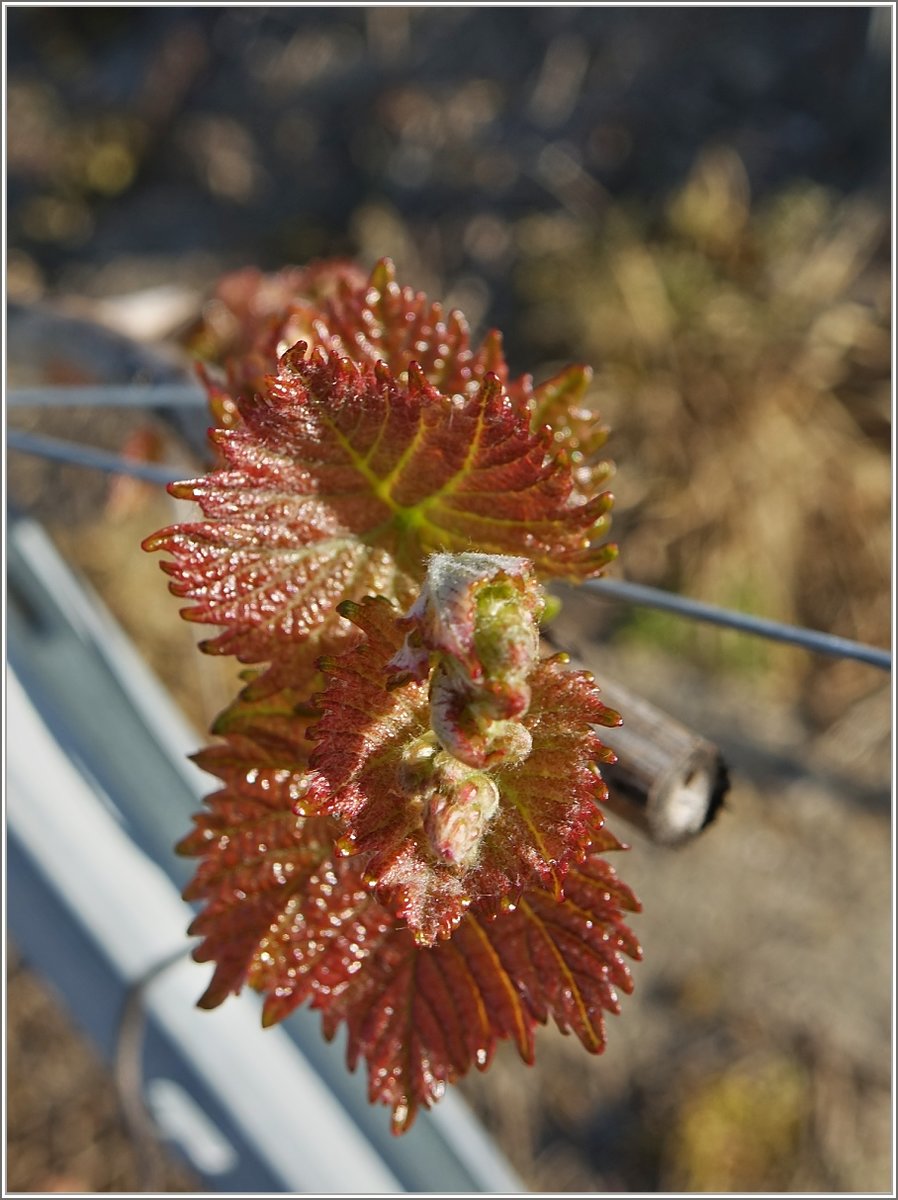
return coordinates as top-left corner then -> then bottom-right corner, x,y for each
303,585 -> 621,946
179,711 -> 640,1132
191,257 -> 614,497
145,257 -> 640,1135
194,257 -> 541,405
143,344 -> 615,699
185,259 -> 369,424
319,838 -> 641,1134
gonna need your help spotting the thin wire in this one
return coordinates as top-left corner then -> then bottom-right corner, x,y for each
7,384 -> 208,408
582,578 -> 891,672
7,429 -> 187,485
8,426 -> 891,672
114,947 -> 196,1192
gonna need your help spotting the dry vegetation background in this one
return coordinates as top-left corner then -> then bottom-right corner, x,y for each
6,7 -> 893,1194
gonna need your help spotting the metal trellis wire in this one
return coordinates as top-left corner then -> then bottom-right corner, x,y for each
7,394 -> 892,675
7,429 -> 186,486
8,384 -> 208,409
581,578 -> 891,672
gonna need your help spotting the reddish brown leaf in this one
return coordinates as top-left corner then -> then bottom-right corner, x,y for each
180,693 -> 396,1019
313,261 -> 614,501
297,257 -> 512,401
182,703 -> 640,1132
143,348 -> 614,693
531,363 -> 615,500
184,259 -> 369,398
191,258 -> 613,494
193,257 -> 512,404
179,696 -> 317,1003
316,844 -> 641,1132
306,595 -> 622,946
181,774 -> 324,1010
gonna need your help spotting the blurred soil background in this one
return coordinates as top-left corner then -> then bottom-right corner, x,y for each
6,6 -> 893,1193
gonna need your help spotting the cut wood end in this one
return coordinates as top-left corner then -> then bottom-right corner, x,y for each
538,623 -> 732,846
595,684 -> 731,846
644,749 -> 729,845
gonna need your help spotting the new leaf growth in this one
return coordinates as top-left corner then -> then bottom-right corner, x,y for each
145,258 -> 640,1131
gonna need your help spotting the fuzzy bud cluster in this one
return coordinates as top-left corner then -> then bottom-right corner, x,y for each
389,552 -> 544,770
386,553 -> 547,865
400,732 -> 501,867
